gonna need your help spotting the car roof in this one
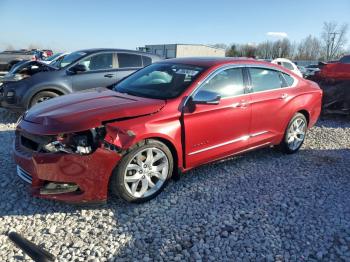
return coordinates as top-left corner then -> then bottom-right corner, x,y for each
75,48 -> 159,58
156,57 -> 277,68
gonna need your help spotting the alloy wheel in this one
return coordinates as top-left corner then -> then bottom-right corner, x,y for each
286,117 -> 306,150
124,147 -> 169,198
36,96 -> 51,103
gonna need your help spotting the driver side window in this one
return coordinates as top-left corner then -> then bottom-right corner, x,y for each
196,68 -> 245,98
78,53 -> 113,71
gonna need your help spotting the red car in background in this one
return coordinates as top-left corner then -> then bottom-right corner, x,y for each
14,58 -> 323,204
317,55 -> 350,80
42,49 -> 53,58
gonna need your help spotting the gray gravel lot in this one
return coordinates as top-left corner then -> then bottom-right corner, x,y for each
0,108 -> 350,261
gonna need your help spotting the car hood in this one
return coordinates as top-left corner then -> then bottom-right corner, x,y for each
22,88 -> 166,134
1,61 -> 57,83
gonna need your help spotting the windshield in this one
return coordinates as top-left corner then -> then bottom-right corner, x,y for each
43,53 -> 62,61
56,51 -> 86,68
114,63 -> 205,99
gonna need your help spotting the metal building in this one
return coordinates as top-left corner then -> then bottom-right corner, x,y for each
138,44 -> 226,59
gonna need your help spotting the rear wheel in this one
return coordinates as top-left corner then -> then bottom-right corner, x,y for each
30,91 -> 60,108
279,113 -> 307,154
110,139 -> 174,203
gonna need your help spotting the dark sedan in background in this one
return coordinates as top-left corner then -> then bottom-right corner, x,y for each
0,48 -> 160,112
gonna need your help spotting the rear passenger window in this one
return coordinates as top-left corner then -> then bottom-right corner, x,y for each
118,53 -> 142,68
198,68 -> 245,98
249,68 -> 283,92
282,73 -> 294,87
142,56 -> 152,66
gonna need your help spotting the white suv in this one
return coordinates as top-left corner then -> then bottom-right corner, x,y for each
271,58 -> 303,77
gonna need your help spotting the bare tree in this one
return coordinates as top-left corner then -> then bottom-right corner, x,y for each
269,39 -> 292,59
295,35 -> 321,60
226,44 -> 240,57
256,41 -> 273,59
321,21 -> 348,61
238,44 -> 257,58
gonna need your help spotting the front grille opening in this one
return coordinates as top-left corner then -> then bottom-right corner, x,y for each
21,136 -> 39,151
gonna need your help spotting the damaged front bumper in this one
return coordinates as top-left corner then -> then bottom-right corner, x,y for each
13,131 -> 122,204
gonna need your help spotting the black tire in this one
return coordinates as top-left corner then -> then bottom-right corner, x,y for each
278,113 -> 307,154
110,139 -> 174,203
30,91 -> 60,108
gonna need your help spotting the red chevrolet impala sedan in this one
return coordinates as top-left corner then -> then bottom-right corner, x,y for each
14,58 -> 322,203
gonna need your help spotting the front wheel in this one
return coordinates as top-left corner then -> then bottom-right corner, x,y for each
110,139 -> 174,203
278,113 -> 307,154
30,91 -> 60,108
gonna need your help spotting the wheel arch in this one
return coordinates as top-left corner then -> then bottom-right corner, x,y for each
297,109 -> 310,126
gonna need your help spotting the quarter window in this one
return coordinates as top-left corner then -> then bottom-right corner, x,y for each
282,73 -> 294,87
197,68 -> 245,98
118,53 -> 142,68
78,53 -> 113,71
249,68 -> 283,92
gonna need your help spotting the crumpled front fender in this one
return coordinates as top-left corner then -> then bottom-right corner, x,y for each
104,125 -> 136,150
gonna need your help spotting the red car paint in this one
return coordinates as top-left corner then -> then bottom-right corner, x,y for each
14,58 -> 323,203
317,55 -> 350,80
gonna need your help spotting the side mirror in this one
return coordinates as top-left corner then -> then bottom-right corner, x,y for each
68,64 -> 87,74
192,90 -> 221,105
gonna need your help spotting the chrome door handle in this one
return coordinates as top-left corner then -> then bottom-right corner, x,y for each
232,100 -> 249,108
279,93 -> 288,99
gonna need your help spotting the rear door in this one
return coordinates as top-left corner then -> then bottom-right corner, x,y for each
247,67 -> 297,147
71,52 -> 117,91
116,53 -> 144,82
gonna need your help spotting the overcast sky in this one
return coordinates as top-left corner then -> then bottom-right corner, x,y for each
0,0 -> 349,52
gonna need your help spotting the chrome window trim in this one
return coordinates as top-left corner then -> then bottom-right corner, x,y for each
184,63 -> 299,107
245,83 -> 297,96
246,66 -> 299,94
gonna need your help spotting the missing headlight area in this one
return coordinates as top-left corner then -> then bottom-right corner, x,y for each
19,126 -> 107,155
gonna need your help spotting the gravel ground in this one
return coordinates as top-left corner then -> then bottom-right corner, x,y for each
0,108 -> 350,262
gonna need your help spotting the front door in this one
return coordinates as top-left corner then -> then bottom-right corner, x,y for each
71,52 -> 117,91
184,67 -> 251,168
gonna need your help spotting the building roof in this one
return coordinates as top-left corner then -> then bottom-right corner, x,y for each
144,44 -> 226,50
